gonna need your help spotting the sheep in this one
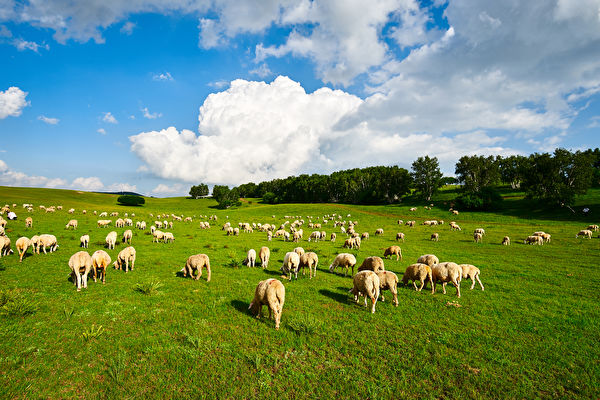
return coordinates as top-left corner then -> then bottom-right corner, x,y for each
375,228 -> 384,236
68,251 -> 93,292
501,236 -> 510,245
122,229 -> 133,244
525,235 -> 544,245
452,210 -> 459,215
343,236 -> 361,249
406,220 -> 416,227
80,234 -> 90,248
330,232 -> 336,242
576,229 -> 593,239
449,222 -> 461,231
0,236 -> 11,256
541,233 -> 551,243
309,231 -> 321,242
15,237 -> 30,262
245,249 -> 256,267
68,208 -> 75,214
361,232 -> 370,240
410,207 -> 417,212
349,271 -> 380,313
474,232 -> 483,243
113,246 -> 136,273
383,245 -> 402,261
587,224 -> 599,232
396,232 -> 405,242
97,219 -> 112,228
458,264 -> 484,291
163,232 -> 175,243
280,251 -> 300,280
402,263 -> 433,293
431,232 -> 439,242
357,256 -> 385,273
474,228 -> 485,236
328,253 -> 357,277
183,254 -> 211,281
233,227 -> 240,236
432,262 -> 462,298
25,217 -> 33,228
91,250 -> 111,284
248,279 -> 285,330
259,246 -> 270,269
397,219 -> 403,225
37,234 -> 58,254
153,230 -> 165,243
105,231 -> 117,249
376,270 -> 398,306
299,252 -> 318,279
417,254 -> 439,267
65,219 -> 78,230
115,218 -> 125,228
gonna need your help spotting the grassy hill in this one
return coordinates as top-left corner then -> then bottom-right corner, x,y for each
0,186 -> 599,399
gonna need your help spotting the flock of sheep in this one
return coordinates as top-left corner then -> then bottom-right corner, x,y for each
0,202 -> 598,330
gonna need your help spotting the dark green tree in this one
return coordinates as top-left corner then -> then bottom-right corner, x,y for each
117,195 -> 145,206
189,184 -> 209,199
455,155 -> 500,193
498,155 -> 527,189
411,156 -> 444,201
212,185 -> 241,208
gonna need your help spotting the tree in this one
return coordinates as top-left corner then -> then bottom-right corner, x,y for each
117,195 -> 145,206
411,156 -> 444,201
455,155 -> 500,193
212,185 -> 241,208
189,184 -> 209,199
498,155 -> 527,189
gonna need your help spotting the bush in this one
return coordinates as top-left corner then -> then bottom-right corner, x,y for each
455,187 -> 503,210
262,192 -> 278,204
117,195 -> 145,206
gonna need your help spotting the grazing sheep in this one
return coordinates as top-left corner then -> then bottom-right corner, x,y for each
361,232 -> 370,240
122,229 -> 133,244
396,232 -> 405,242
397,219 -> 403,225
349,271 -> 380,314
357,256 -> 385,273
115,218 -> 125,228
68,251 -> 93,292
153,230 -> 164,243
410,207 -> 417,212
163,232 -> 175,243
68,208 -> 75,214
249,279 -> 285,330
541,233 -> 551,243
183,254 -> 211,281
576,229 -> 593,239
432,262 -> 462,298
30,235 -> 40,253
343,236 -> 361,249
113,246 -> 136,273
525,235 -> 544,245
431,232 -> 439,242
293,247 -> 305,257
91,250 -> 111,284
474,232 -> 483,243
402,263 -> 433,293
501,236 -> 510,245
406,220 -> 416,227
309,231 -> 321,242
0,236 -> 12,256
376,270 -> 399,306
299,252 -> 318,279
233,227 -> 240,236
97,219 -> 112,228
417,254 -> 439,267
80,234 -> 90,248
383,245 -> 402,261
330,232 -> 336,242
458,264 -> 484,291
105,231 -> 117,249
38,234 -> 58,254
375,228 -> 384,236
65,219 -> 78,230
245,249 -> 256,267
25,217 -> 33,228
280,251 -> 300,280
587,224 -> 599,232
449,222 -> 461,231
452,210 -> 459,215
259,246 -> 270,269
328,253 -> 357,277
15,237 -> 30,262
474,228 -> 485,236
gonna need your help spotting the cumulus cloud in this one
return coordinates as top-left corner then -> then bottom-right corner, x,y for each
207,80 -> 229,90
71,176 -> 104,191
151,183 -> 187,196
152,72 -> 173,81
249,63 -> 272,78
141,107 -> 162,119
97,128 -> 106,135
0,87 -> 29,119
38,115 -> 59,125
102,112 -> 117,124
120,21 -> 135,35
13,38 -> 49,52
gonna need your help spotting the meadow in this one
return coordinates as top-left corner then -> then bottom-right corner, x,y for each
0,185 -> 599,399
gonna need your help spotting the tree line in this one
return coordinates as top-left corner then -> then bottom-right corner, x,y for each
190,148 -> 600,209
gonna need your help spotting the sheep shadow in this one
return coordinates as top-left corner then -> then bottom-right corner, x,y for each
319,289 -> 348,305
262,269 -> 284,277
230,299 -> 250,315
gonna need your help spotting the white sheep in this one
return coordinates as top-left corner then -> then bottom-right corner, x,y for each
37,234 -> 58,254
183,254 -> 211,281
376,270 -> 399,306
80,234 -> 90,248
587,224 -> 599,232
417,254 -> 439,267
259,246 -> 270,269
330,232 -> 336,242
383,246 -> 402,261
293,247 -> 305,257
245,249 -> 257,267
402,263 -> 433,293
65,219 -> 78,230
153,230 -> 165,243
396,232 -> 405,242
458,264 -> 484,291
349,270 -> 380,314
163,232 -> 175,243
91,250 -> 111,283
68,251 -> 93,291
474,228 -> 485,236
432,262 -> 462,298
358,256 -> 385,273
122,230 -> 133,244
474,232 -> 483,243
525,235 -> 543,245
25,217 -> 33,228
105,231 -> 117,250
280,251 -> 300,280
431,232 -> 439,242
501,236 -> 510,245
299,252 -> 318,279
113,246 -> 136,272
375,228 -> 384,236
248,279 -> 285,330
361,232 -> 370,240
15,236 -> 30,262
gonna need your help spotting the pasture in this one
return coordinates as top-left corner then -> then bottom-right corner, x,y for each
0,186 -> 599,399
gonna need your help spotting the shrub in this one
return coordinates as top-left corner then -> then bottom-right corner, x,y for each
455,187 -> 503,210
117,195 -> 145,206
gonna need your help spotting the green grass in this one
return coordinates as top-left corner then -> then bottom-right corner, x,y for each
0,185 -> 599,399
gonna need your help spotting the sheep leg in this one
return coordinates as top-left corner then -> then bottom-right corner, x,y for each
42,245 -> 47,254
392,288 -> 398,307
476,274 -> 484,291
370,296 -> 377,313
454,281 -> 461,298
417,280 -> 425,292
93,265 -> 97,282
130,257 -> 135,271
82,272 -> 88,289
442,282 -> 447,294
196,267 -> 202,281
76,273 -> 82,292
364,295 -> 368,307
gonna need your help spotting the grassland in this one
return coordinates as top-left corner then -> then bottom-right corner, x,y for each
0,186 -> 599,399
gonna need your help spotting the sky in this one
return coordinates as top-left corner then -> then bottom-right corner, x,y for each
0,0 -> 599,197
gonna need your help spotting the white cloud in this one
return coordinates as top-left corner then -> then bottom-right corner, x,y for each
208,80 -> 229,90
152,72 -> 173,81
71,176 -> 104,191
102,112 -> 117,124
120,21 -> 135,35
38,115 -> 59,125
106,182 -> 138,192
0,87 -> 30,119
249,63 -> 272,78
97,128 -> 106,135
0,25 -> 11,37
151,183 -> 187,196
12,38 -> 49,52
141,107 -> 162,119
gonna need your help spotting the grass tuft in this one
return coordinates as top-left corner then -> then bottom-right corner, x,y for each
133,280 -> 164,295
82,324 -> 104,341
0,290 -> 37,317
286,313 -> 323,334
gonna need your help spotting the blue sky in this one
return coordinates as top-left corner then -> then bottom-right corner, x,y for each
1,0 -> 599,196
